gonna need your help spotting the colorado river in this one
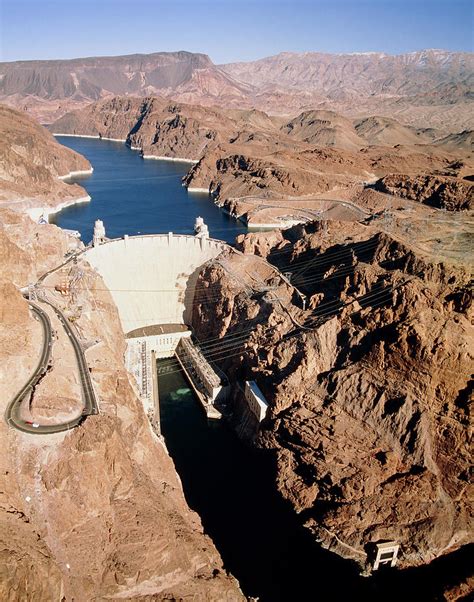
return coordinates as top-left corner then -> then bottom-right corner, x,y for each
157,363 -> 474,601
56,136 -> 473,601
157,360 -> 364,600
53,136 -> 247,243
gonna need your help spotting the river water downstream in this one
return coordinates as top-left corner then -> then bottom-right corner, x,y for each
157,362 -> 364,601
56,137 -> 473,601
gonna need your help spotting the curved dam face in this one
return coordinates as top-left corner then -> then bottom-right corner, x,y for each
84,234 -> 228,333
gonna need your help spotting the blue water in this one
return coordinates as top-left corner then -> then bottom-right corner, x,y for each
52,136 -> 247,244
54,136 -> 472,601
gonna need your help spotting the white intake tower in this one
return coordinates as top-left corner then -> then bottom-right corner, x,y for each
93,219 -> 106,247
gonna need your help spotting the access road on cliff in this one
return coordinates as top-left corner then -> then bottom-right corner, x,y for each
5,299 -> 98,435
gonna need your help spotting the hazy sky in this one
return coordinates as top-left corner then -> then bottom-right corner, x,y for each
0,0 -> 472,63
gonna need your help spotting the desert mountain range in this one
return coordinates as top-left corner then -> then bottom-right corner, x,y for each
1,49 -> 473,131
50,95 -> 473,223
1,38 -> 473,599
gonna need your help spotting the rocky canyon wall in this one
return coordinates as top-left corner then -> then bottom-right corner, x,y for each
190,222 -> 473,574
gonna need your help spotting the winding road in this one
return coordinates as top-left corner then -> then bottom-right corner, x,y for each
5,299 -> 99,435
223,194 -> 370,225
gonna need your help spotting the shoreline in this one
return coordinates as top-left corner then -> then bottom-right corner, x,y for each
58,167 -> 94,180
54,133 -> 127,143
26,195 -> 91,222
247,221 -> 305,229
187,186 -> 210,193
54,134 -> 198,164
143,154 -> 198,164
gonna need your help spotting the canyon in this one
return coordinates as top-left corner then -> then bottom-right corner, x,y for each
0,110 -> 243,600
1,44 -> 473,602
50,95 -> 473,227
1,49 -> 473,132
190,223 -> 473,575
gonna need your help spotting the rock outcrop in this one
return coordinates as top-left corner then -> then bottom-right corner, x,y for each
282,109 -> 367,151
0,104 -> 91,215
52,96 -> 236,161
190,223 -> 473,575
375,173 -> 473,211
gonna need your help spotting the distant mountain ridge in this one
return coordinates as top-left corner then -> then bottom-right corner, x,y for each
1,49 -> 472,129
0,50 -> 251,122
221,49 -> 473,101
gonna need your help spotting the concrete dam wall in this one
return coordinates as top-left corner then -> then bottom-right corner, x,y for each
84,234 -> 228,333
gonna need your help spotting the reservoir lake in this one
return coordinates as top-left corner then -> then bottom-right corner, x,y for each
54,136 -> 473,601
53,136 -> 247,243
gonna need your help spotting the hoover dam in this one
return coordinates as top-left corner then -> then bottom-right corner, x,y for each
85,231 -> 228,332
83,222 -> 230,420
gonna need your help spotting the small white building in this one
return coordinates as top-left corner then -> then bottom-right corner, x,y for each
244,380 -> 269,422
373,541 -> 400,570
194,216 -> 209,239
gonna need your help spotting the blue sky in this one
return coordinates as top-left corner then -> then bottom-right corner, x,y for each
0,0 -> 472,63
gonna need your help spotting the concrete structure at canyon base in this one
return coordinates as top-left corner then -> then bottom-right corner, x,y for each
84,225 -> 229,420
85,229 -> 227,331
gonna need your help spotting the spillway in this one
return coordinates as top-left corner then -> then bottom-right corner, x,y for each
84,233 -> 228,333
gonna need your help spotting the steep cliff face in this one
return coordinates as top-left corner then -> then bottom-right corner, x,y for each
0,104 -> 90,213
52,96 -> 236,160
191,223 -> 472,572
51,96 -> 146,140
375,173 -> 473,211
0,213 -> 243,601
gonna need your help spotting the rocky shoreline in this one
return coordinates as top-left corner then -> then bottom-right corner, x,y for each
49,96 -> 474,230
26,194 -> 91,222
0,106 -> 244,600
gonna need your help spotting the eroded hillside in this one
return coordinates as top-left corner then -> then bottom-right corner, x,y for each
0,104 -> 91,215
189,221 -> 473,574
0,209 -> 244,601
50,96 -> 474,227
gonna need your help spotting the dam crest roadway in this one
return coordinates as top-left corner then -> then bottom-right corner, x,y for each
5,222 -> 239,432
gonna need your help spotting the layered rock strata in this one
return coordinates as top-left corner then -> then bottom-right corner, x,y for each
190,222 -> 473,575
375,173 -> 473,211
0,104 -> 91,217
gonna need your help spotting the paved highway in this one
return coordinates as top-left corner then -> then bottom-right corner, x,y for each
5,300 -> 98,435
227,194 -> 370,224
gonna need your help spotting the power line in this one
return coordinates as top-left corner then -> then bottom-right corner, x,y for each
156,280 -> 402,374
156,288 -> 399,378
40,237 -> 384,302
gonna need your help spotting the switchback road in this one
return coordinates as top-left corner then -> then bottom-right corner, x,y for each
5,300 -> 98,435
